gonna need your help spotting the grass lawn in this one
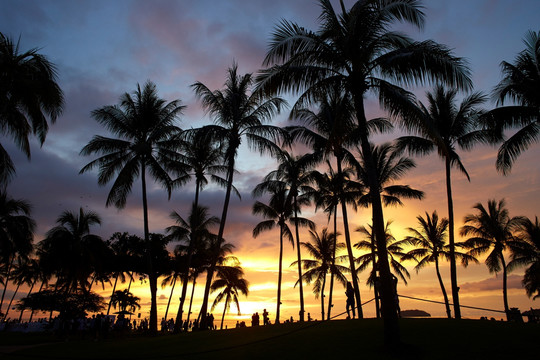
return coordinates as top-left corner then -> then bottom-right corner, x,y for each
1,318 -> 539,360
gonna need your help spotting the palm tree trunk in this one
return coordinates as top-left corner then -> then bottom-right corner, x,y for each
293,194 -> 305,322
220,296 -> 229,330
164,277 -> 177,323
371,240 -> 381,319
200,157 -> 235,329
445,157 -> 461,319
127,271 -> 134,292
28,280 -> 45,323
276,224 -> 284,324
327,205 -> 337,320
141,162 -> 158,334
320,273 -> 327,321
0,256 -> 14,315
19,280 -> 36,322
186,276 -> 197,326
106,274 -> 119,315
435,257 -> 452,318
175,183 -> 201,333
501,255 -> 510,315
4,282 -> 21,320
336,159 -> 363,318
354,98 -> 398,344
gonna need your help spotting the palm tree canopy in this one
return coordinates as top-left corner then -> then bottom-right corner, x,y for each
355,142 -> 423,207
460,199 -> 525,273
79,81 -> 185,208
210,265 -> 249,314
0,33 -> 65,184
396,85 -> 489,180
510,217 -> 540,299
0,190 -> 35,264
257,0 -> 472,117
484,30 -> 540,174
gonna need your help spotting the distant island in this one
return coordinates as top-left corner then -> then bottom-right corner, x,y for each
401,309 -> 431,318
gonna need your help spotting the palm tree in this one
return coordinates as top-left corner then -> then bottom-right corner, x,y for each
289,89 -> 367,317
485,30 -> 540,174
167,203 -> 219,332
401,211 -> 477,318
355,221 -> 410,316
257,0 -> 471,342
252,184 -> 313,324
80,81 -> 185,333
254,151 -> 317,321
396,85 -> 487,319
0,32 -> 64,184
210,265 -> 249,330
0,191 -> 35,316
510,216 -> 540,299
39,208 -> 107,294
311,163 -> 363,319
160,249 -> 185,324
460,199 -> 525,317
16,258 -> 43,322
292,228 -> 348,321
109,289 -> 141,315
191,63 -> 286,327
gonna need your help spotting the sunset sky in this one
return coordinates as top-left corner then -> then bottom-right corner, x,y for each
2,0 -> 540,326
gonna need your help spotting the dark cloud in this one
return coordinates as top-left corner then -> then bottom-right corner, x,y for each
460,275 -> 524,292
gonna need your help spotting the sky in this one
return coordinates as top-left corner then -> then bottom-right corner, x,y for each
1,0 -> 540,326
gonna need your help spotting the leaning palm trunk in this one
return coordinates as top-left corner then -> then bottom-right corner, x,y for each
220,295 -> 230,330
28,280 -> 46,323
320,273 -> 327,321
200,158 -> 235,329
19,279 -> 37,322
164,277 -> 177,323
0,256 -> 14,315
445,158 -> 461,319
435,257 -> 452,318
4,282 -> 21,320
336,160 -> 363,318
276,225 -> 284,324
326,207 -> 338,320
293,194 -> 305,322
186,276 -> 197,326
106,275 -> 119,315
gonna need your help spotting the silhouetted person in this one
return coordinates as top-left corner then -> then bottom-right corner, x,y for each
263,309 -> 269,325
346,282 -> 355,319
391,274 -> 401,318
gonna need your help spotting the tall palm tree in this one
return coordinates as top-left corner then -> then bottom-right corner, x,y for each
252,184 -> 313,324
509,216 -> 540,299
311,163 -> 363,319
192,63 -> 286,327
80,81 -> 185,333
485,30 -> 540,174
396,85 -> 487,319
401,211 -> 477,318
167,203 -> 219,332
257,0 -> 471,342
460,199 -> 524,317
292,228 -> 348,321
0,32 -> 64,184
0,191 -> 35,316
39,208 -> 107,294
254,151 -> 317,321
210,265 -> 249,330
289,89 -> 368,317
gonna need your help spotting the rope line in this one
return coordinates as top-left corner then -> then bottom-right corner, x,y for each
398,294 -> 506,314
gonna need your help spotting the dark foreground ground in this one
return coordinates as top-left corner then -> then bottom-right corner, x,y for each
1,318 -> 539,360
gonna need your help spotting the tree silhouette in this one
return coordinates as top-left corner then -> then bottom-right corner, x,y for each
460,199 -> 525,317
401,211 -> 477,318
210,265 -> 249,330
80,81 -> 185,333
192,63 -> 285,328
292,227 -> 348,321
257,0 -> 471,343
510,216 -> 540,299
0,32 -> 64,184
485,30 -> 540,174
396,85 -> 487,318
